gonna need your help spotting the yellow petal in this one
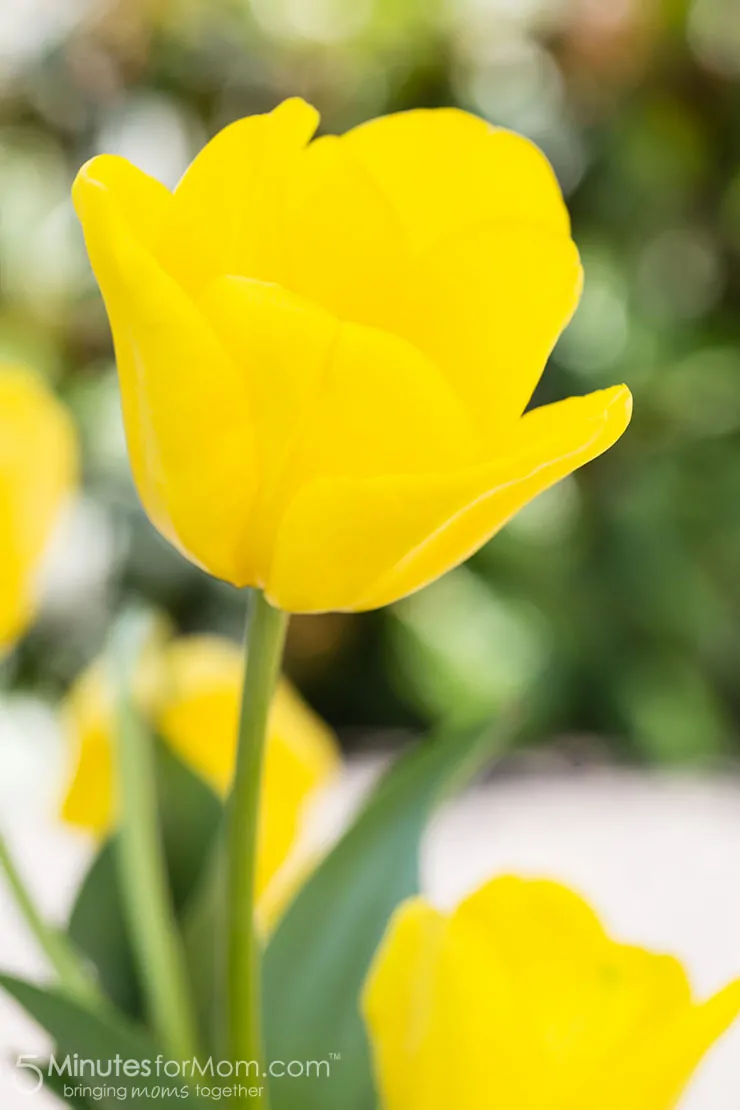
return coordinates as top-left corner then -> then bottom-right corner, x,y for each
156,635 -> 339,900
343,108 -> 570,255
71,153 -> 173,258
363,899 -> 448,1110
402,220 -> 583,432
73,158 -> 258,584
451,880 -> 693,1106
63,634 -> 340,907
260,680 -> 340,901
280,134 -> 407,333
363,876 -> 740,1110
456,873 -> 607,960
62,659 -> 118,835
0,366 -> 77,651
199,276 -> 483,583
152,634 -> 243,795
583,977 -> 740,1110
160,97 -> 319,296
288,319 -> 483,482
267,385 -> 632,612
61,625 -> 169,832
196,277 -> 338,581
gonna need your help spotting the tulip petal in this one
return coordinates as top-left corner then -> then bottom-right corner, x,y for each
196,275 -> 339,579
160,97 -> 319,296
196,276 -> 338,501
73,162 -> 258,585
582,978 -> 740,1110
343,107 -> 570,255
288,318 -> 485,482
363,877 -> 740,1110
260,682 -> 340,901
0,367 -> 77,651
363,899 -> 448,1110
457,874 -> 607,960
280,135 -> 407,332
452,879 -> 694,1107
155,636 -> 340,901
62,626 -> 169,833
63,634 -> 340,906
403,220 -> 583,432
267,385 -> 631,612
70,154 -> 173,257
199,275 -> 484,581
61,660 -> 117,835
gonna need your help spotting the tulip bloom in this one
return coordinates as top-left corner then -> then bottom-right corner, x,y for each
364,876 -> 740,1110
0,365 -> 77,651
62,634 -> 339,908
73,99 -> 631,613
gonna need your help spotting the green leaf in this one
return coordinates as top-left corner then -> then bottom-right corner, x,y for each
68,739 -> 223,1018
263,716 -> 517,1110
181,847 -> 224,1052
0,976 -> 213,1108
154,740 -> 223,911
68,841 -> 138,1016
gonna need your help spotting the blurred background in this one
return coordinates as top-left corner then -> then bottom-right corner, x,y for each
3,0 -> 740,1105
4,0 -> 740,764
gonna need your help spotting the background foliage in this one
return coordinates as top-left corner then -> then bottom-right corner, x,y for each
4,0 -> 740,765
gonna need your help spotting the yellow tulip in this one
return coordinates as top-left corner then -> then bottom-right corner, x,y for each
363,876 -> 740,1110
0,365 -> 77,652
62,634 -> 339,908
73,99 -> 631,613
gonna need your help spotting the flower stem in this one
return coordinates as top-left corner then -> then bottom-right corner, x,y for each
226,591 -> 289,1102
115,684 -> 199,1061
0,833 -> 100,1007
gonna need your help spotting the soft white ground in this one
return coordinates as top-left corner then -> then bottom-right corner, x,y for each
1,721 -> 739,1107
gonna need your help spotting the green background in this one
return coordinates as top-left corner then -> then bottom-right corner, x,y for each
5,0 -> 740,767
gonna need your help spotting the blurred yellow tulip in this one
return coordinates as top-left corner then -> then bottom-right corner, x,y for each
73,98 -> 631,613
364,876 -> 740,1110
62,634 -> 339,909
0,365 -> 77,652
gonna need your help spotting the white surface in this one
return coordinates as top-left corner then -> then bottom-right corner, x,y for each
1,766 -> 740,1107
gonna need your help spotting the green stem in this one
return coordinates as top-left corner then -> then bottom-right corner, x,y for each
226,591 -> 289,1103
0,834 -> 100,1006
115,686 -> 199,1060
